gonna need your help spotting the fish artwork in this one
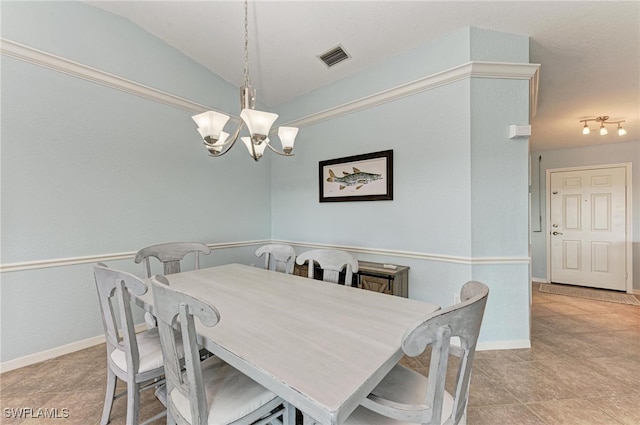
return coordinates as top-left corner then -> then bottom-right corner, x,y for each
326,167 -> 382,190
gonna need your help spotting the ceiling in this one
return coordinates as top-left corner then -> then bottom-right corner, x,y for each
86,1 -> 639,152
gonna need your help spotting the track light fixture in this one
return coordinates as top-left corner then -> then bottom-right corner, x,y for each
580,116 -> 627,137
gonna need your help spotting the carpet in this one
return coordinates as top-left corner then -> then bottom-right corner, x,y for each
539,283 -> 640,306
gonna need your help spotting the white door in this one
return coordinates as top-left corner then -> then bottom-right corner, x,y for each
549,166 -> 627,291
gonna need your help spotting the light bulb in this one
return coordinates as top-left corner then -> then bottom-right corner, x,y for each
617,124 -> 627,136
599,124 -> 608,136
582,123 -> 590,135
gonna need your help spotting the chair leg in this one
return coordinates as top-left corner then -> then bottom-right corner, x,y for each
302,414 -> 317,425
166,408 -> 177,425
126,381 -> 140,425
100,368 -> 117,425
283,402 -> 296,425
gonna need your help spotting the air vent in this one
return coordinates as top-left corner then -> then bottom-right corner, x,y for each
319,45 -> 350,68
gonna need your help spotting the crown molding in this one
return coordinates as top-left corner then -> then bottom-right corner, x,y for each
0,38 -> 241,123
2,38 -> 539,130
282,61 -> 540,129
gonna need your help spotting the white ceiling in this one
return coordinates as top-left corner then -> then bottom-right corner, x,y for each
87,1 -> 639,152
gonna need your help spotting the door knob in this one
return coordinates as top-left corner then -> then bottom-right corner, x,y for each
552,231 -> 563,235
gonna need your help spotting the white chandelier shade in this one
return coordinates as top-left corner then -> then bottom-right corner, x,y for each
191,0 -> 298,162
200,130 -> 229,155
278,127 -> 299,154
240,109 -> 279,141
193,111 -> 230,142
241,136 -> 268,160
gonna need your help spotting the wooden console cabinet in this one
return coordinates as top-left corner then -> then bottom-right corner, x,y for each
357,261 -> 409,298
293,260 -> 409,298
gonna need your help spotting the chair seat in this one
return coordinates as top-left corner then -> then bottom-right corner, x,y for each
111,327 -> 183,374
170,356 -> 279,425
344,364 -> 454,425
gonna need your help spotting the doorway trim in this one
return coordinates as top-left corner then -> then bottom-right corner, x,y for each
545,163 -> 633,293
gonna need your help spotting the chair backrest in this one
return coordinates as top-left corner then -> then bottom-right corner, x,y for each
370,280 -> 488,425
134,242 -> 211,277
255,244 -> 296,274
151,275 -> 221,425
93,263 -> 148,375
295,249 -> 359,284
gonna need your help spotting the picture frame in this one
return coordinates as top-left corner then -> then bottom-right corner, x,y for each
319,150 -> 393,202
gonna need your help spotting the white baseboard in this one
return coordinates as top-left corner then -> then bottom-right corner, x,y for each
2,325 -> 530,372
531,277 -> 548,284
0,323 -> 147,373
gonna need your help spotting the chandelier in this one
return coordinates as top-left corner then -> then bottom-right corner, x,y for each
580,116 -> 627,136
192,0 -> 298,161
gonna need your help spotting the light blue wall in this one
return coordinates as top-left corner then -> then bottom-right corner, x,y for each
1,1 -> 272,362
530,141 -> 640,291
1,1 -> 533,363
469,78 -> 531,343
272,82 -> 473,256
272,28 -> 532,346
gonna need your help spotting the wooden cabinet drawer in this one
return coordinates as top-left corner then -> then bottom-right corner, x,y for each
359,275 -> 393,295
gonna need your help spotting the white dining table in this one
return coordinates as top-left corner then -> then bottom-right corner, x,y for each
134,263 -> 439,425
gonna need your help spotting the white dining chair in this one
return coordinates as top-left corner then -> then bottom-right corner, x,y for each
295,249 -> 359,285
340,280 -> 490,425
135,242 -> 211,328
150,274 -> 291,425
94,263 -> 182,425
134,242 -> 211,277
255,244 -> 296,274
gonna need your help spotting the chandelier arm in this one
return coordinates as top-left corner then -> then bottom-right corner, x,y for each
249,139 -> 260,162
265,142 -> 295,157
582,121 -> 625,125
205,141 -> 234,157
580,119 -> 625,125
204,121 -> 245,157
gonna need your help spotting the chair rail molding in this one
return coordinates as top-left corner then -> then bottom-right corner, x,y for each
1,38 -> 540,131
276,240 -> 531,265
0,239 -> 529,273
0,240 -> 270,273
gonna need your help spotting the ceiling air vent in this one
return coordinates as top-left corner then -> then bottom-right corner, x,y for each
319,45 -> 350,68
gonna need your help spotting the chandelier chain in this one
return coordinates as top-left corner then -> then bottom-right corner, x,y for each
243,0 -> 250,85
191,0 -> 298,161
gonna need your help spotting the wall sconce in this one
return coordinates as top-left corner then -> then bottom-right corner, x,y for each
580,116 -> 627,136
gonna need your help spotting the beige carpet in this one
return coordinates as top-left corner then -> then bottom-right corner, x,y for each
539,282 -> 640,306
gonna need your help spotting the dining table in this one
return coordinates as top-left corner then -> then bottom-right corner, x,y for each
133,263 -> 439,425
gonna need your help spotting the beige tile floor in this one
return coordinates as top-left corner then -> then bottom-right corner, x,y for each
1,283 -> 639,425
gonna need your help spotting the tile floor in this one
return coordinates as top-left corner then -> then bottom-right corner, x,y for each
1,283 -> 639,425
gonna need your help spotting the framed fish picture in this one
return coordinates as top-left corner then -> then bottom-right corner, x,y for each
319,150 -> 393,202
